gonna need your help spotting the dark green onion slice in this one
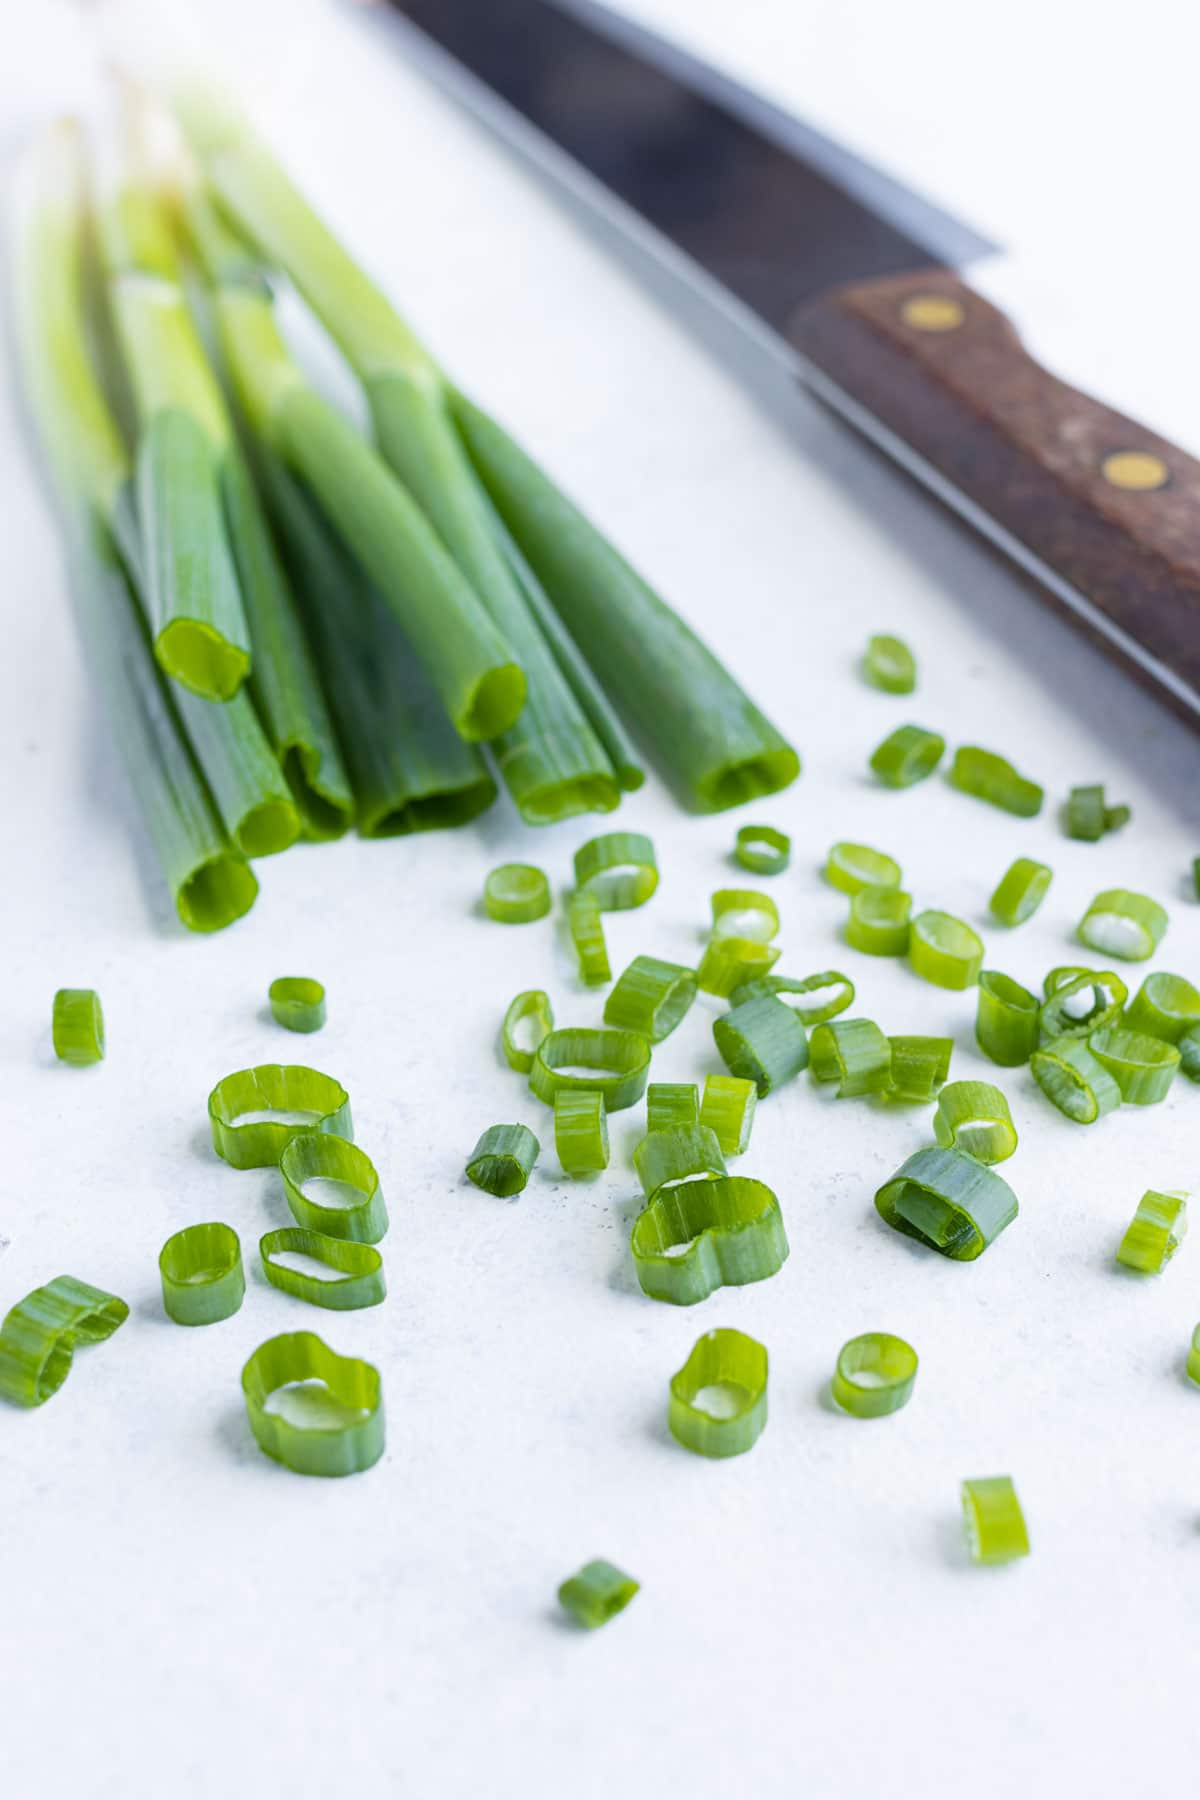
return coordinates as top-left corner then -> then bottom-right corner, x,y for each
734,823 -> 790,876
566,891 -> 611,986
603,955 -> 697,1042
988,858 -> 1052,928
1125,972 -> 1200,1044
259,1228 -> 385,1311
1077,888 -> 1168,962
699,1074 -> 757,1155
483,863 -> 551,924
280,1131 -> 389,1241
241,1330 -> 384,1477
0,1276 -> 128,1408
846,887 -> 912,956
976,971 -> 1040,1067
1116,1190 -> 1187,1274
869,724 -> 945,788
557,1560 -> 639,1629
875,1146 -> 1018,1260
962,1476 -> 1030,1564
631,1176 -> 788,1304
824,841 -> 901,895
1038,968 -> 1127,1041
554,1089 -> 609,1176
268,976 -> 326,1034
696,935 -> 781,999
1105,804 -> 1132,833
159,1222 -> 245,1325
1064,783 -> 1107,841
464,1123 -> 540,1198
710,888 -> 780,942
810,1018 -> 891,1097
208,1064 -> 352,1169
909,909 -> 984,990
573,831 -> 658,910
832,1332 -> 918,1418
1030,1036 -> 1121,1124
669,1328 -> 768,1458
730,969 -> 855,1024
634,1124 -> 727,1198
530,1027 -> 651,1111
933,1080 -> 1018,1164
502,990 -> 554,1073
862,632 -> 916,694
51,988 -> 105,1065
1087,1026 -> 1180,1105
713,996 -> 809,1096
647,1083 -> 699,1133
1178,1027 -> 1200,1083
949,745 -> 1043,817
886,1036 -> 953,1102
1187,1324 -> 1200,1385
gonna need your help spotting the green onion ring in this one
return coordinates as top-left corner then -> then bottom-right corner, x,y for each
51,987 -> 105,1065
633,1124 -> 727,1198
502,989 -> 554,1073
280,1131 -> 388,1241
976,970 -> 1040,1066
885,1035 -> 953,1102
464,1123 -> 540,1197
1116,1189 -> 1187,1273
603,954 -> 697,1042
259,1228 -> 385,1310
1187,1323 -> 1200,1384
483,862 -> 552,923
734,823 -> 790,876
669,1328 -> 768,1457
962,1476 -> 1030,1563
696,935 -> 781,999
1077,888 -> 1168,962
241,1330 -> 384,1477
698,1074 -> 757,1155
557,1560 -> 639,1629
809,1018 -> 891,1097
646,1082 -> 699,1133
949,745 -> 1043,817
862,632 -> 916,694
208,1064 -> 352,1170
631,1175 -> 789,1304
908,909 -> 984,989
159,1222 -> 245,1325
573,831 -> 658,910
823,840 -> 901,895
846,887 -> 912,956
868,724 -> 945,788
566,890 -> 611,986
710,888 -> 780,942
875,1146 -> 1018,1260
553,1090 -> 609,1176
1030,1035 -> 1121,1124
530,1027 -> 651,1112
1087,1026 -> 1180,1105
0,1276 -> 128,1408
268,976 -> 326,1033
933,1080 -> 1018,1164
1038,968 -> 1127,1040
988,857 -> 1052,927
730,969 -> 855,1024
1125,971 -> 1200,1044
712,995 -> 809,1096
832,1332 -> 918,1418
1178,1026 -> 1200,1083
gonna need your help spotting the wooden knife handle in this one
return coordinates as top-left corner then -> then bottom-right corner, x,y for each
789,267 -> 1200,724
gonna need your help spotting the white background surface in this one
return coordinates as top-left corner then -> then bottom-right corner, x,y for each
3,2 -> 1200,1796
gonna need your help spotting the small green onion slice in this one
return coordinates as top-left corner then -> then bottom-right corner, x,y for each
557,1559 -> 639,1629
846,886 -> 912,956
208,1064 -> 352,1170
696,935 -> 782,999
669,1327 -> 768,1458
634,1123 -> 727,1198
962,1476 -> 1030,1564
1043,965 -> 1093,997
862,632 -> 916,694
1178,1026 -> 1200,1083
1065,783 -> 1108,841
699,1074 -> 757,1155
1087,1026 -> 1180,1105
1125,972 -> 1200,1044
631,1176 -> 789,1304
1105,803 -> 1132,833
566,890 -> 611,986
241,1330 -> 384,1478
51,987 -> 105,1066
0,1276 -> 128,1408
976,971 -> 1040,1067
731,969 -> 855,1025
875,1146 -> 1019,1260
159,1222 -> 245,1326
280,1131 -> 389,1241
1187,1323 -> 1200,1385
909,909 -> 984,990
734,823 -> 790,876
710,888 -> 780,943
259,1229 -> 385,1310
268,976 -> 326,1033
949,745 -> 1043,817
810,1017 -> 891,1097
824,841 -> 901,895
530,1027 -> 652,1112
554,1089 -> 609,1176
886,1036 -> 953,1102
1077,888 -> 1168,962
464,1123 -> 540,1198
1038,968 -> 1127,1041
1116,1189 -> 1187,1274
713,995 -> 809,1096
483,863 -> 552,923
988,858 -> 1052,928
869,724 -> 945,788
573,831 -> 658,910
933,1080 -> 1018,1164
647,1082 -> 699,1134
604,954 -> 697,1042
502,989 -> 554,1073
832,1332 -> 918,1418
1030,1035 -> 1121,1124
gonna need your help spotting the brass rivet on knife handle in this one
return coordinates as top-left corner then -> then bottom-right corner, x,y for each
899,294 -> 965,333
1101,451 -> 1169,492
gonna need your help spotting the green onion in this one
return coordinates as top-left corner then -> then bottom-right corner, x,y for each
988,857 -> 1052,927
824,841 -> 901,895
171,677 -> 300,858
483,864 -> 551,924
241,1331 -> 384,1477
281,1131 -> 389,1241
1105,804 -> 1132,833
502,990 -> 554,1074
208,1064 -> 352,1169
1038,967 -> 1127,1040
530,1028 -> 651,1111
810,1018 -> 891,1097
557,1560 -> 639,1630
604,955 -> 697,1042
647,1083 -> 699,1133
909,909 -> 984,989
730,970 -> 855,1024
885,1036 -> 953,1102
962,1476 -> 1030,1564
554,1090 -> 609,1176
1178,1027 -> 1200,1083
268,977 -> 326,1034
846,886 -> 912,955
976,971 -> 1040,1066
1116,1189 -> 1187,1274
1030,1036 -> 1121,1124
862,632 -> 916,694
51,988 -> 105,1066
699,1074 -> 758,1155
0,1275 -> 128,1409
875,1146 -> 1019,1260
1194,857 -> 1200,900
1065,783 -> 1108,841
949,746 -> 1043,817
696,936 -> 782,999
259,1229 -> 386,1311
465,1123 -> 541,1198
1086,1027 -> 1180,1104
1043,965 -> 1095,997
1077,889 -> 1168,962
933,1080 -> 1018,1164
573,831 -> 658,910
566,891 -> 612,987
1124,972 -> 1200,1044
1187,1324 -> 1200,1385
832,1333 -> 918,1418
634,1124 -> 727,1198
159,1222 -> 245,1325
630,1176 -> 789,1304
713,996 -> 809,1096
669,1328 -> 768,1458
734,824 -> 790,876
710,888 -> 780,942
869,724 -> 945,788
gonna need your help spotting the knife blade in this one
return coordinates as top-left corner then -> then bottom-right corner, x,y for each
371,0 -> 1200,728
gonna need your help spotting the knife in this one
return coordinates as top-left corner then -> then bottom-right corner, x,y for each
368,0 -> 1200,729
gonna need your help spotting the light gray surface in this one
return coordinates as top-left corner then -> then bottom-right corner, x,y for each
2,3 -> 1198,1796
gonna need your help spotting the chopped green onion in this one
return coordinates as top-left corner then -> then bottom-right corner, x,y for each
1077,888 -> 1168,962
962,1476 -> 1030,1564
1187,1324 -> 1200,1385
710,888 -> 780,942
810,1018 -> 891,1097
908,910 -> 984,989
846,887 -> 912,956
634,1124 -> 727,1198
259,1229 -> 385,1311
1194,856 -> 1200,900
553,1090 -> 609,1176
268,977 -> 326,1034
1178,1027 -> 1200,1083
875,1146 -> 1019,1260
862,633 -> 916,694
832,1333 -> 918,1418
0,1276 -> 128,1409
502,990 -> 554,1073
241,1330 -> 384,1477
734,824 -> 790,876
713,996 -> 809,1096
51,988 -> 105,1066
556,1560 -> 639,1630
464,1123 -> 540,1198
159,1222 -> 245,1325
281,1131 -> 389,1242
885,1036 -> 953,1102
1044,965 -> 1090,996
172,677 -> 300,858
976,971 -> 1040,1066
1105,804 -> 1132,833
669,1328 -> 768,1458
1087,1026 -> 1180,1105
604,955 -> 697,1042
824,841 -> 901,895
1125,972 -> 1200,1044
869,724 -> 945,788
988,858 -> 1052,928
699,1074 -> 757,1155
483,863 -> 551,924
949,745 -> 1043,816
630,1176 -> 788,1304
573,831 -> 658,910
566,891 -> 611,986
647,1083 -> 699,1134
696,936 -> 782,999
730,970 -> 855,1024
1030,1036 -> 1121,1124
1038,967 -> 1127,1040
1064,784 -> 1105,840
933,1080 -> 1018,1164
1116,1189 -> 1187,1274
208,1064 -> 352,1169
530,1028 -> 651,1111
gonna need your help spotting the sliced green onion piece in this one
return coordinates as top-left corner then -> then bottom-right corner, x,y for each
1030,1036 -> 1122,1124
208,1064 -> 352,1170
464,1123 -> 540,1198
557,1560 -> 639,1629
631,1176 -> 788,1304
869,724 -> 945,788
862,632 -> 916,694
933,1080 -> 1018,1164
159,1222 -> 244,1326
268,976 -> 326,1034
483,863 -> 551,924
566,890 -> 611,987
1125,972 -> 1200,1044
669,1328 -> 768,1458
846,887 -> 912,956
875,1146 -> 1018,1260
1178,1026 -> 1200,1083
909,909 -> 984,990
1038,968 -> 1127,1040
0,1276 -> 128,1408
949,746 -> 1043,817
51,988 -> 105,1066
976,971 -> 1040,1067
281,1131 -> 388,1241
1194,856 -> 1200,900
1116,1189 -> 1187,1274
530,1028 -> 651,1111
696,935 -> 782,999
988,858 -> 1053,928
713,996 -> 809,1096
810,1018 -> 891,1097
1077,888 -> 1168,962
886,1036 -> 953,1102
962,1476 -> 1030,1564
1065,783 -> 1108,841
241,1330 -> 384,1478
730,970 -> 855,1024
634,1124 -> 727,1198
699,1074 -> 757,1155
832,1333 -> 918,1418
502,990 -> 554,1073
573,831 -> 658,910
824,841 -> 901,895
554,1090 -> 609,1176
647,1083 -> 699,1134
734,824 -> 790,876
259,1228 -> 385,1311
1105,804 -> 1132,833
1087,1026 -> 1180,1104
1043,965 -> 1093,997
603,955 -> 697,1042
1187,1324 -> 1200,1385
710,888 -> 780,943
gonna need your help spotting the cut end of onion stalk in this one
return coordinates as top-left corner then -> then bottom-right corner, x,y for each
697,744 -> 801,813
177,850 -> 259,933
461,661 -> 528,744
155,614 -> 250,701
